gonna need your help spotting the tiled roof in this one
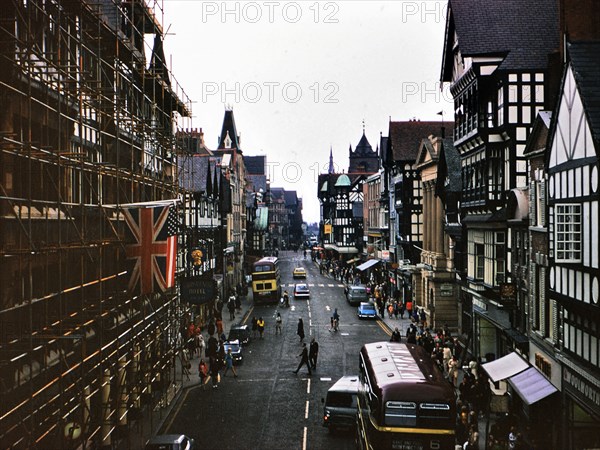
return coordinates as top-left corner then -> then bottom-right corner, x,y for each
448,0 -> 559,71
247,174 -> 267,192
569,41 -> 600,145
284,190 -> 298,207
244,155 -> 266,175
352,132 -> 374,155
178,155 -> 219,193
388,121 -> 452,162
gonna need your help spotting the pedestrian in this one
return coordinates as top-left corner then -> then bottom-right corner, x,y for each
252,316 -> 258,338
293,342 -> 312,375
448,355 -> 459,387
223,348 -> 238,377
275,312 -> 282,335
257,316 -> 265,339
227,295 -> 236,320
210,357 -> 220,389
198,358 -> 210,389
283,290 -> 289,307
309,337 -> 319,369
390,327 -> 401,342
419,308 -> 427,327
181,348 -> 191,381
400,301 -> 406,319
393,301 -> 400,320
508,426 -> 517,450
297,318 -> 305,343
387,303 -> 394,318
443,345 -> 452,375
197,333 -> 205,359
216,317 -> 223,336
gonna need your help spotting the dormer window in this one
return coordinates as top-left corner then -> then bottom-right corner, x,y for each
224,131 -> 232,149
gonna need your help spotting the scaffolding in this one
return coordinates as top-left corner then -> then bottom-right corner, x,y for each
0,0 -> 193,447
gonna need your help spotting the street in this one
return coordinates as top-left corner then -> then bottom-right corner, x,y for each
160,252 -> 390,450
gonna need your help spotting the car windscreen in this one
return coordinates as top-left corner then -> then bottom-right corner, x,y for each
351,288 -> 366,294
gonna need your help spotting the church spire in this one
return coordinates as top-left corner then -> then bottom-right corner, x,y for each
328,145 -> 335,174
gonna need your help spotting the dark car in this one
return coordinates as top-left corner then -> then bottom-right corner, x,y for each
322,376 -> 359,432
345,284 -> 369,306
357,302 -> 377,319
145,434 -> 195,450
294,283 -> 310,299
228,324 -> 251,345
223,339 -> 243,365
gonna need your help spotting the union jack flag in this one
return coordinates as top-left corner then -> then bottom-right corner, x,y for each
124,204 -> 178,295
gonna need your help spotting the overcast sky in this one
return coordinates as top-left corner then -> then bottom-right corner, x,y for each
160,0 -> 453,223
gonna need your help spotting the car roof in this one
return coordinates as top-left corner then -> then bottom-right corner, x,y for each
349,285 -> 366,290
329,375 -> 360,393
295,283 -> 308,288
359,302 -> 375,307
225,339 -> 240,345
230,324 -> 248,331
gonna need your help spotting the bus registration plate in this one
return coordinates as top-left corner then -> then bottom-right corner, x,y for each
391,440 -> 423,450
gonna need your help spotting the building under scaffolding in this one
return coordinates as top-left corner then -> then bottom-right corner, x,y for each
0,0 -> 195,448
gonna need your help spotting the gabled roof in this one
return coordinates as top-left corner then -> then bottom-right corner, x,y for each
441,0 -> 559,81
247,174 -> 267,192
388,121 -> 451,162
435,139 -> 461,197
217,109 -> 241,150
178,155 -> 219,194
523,111 -> 552,157
414,138 -> 438,170
568,41 -> 600,145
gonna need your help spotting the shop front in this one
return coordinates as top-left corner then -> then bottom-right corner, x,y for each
561,363 -> 600,449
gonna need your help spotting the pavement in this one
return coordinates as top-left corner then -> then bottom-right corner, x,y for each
117,293 -> 254,449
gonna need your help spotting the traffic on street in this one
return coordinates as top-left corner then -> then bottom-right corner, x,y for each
157,251 -> 391,450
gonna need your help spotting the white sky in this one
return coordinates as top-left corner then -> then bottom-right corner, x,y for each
160,0 -> 453,223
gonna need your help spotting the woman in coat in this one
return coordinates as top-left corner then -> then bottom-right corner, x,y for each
297,318 -> 305,343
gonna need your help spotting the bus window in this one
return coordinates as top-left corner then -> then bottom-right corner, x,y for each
385,401 -> 417,427
419,403 -> 451,427
264,283 -> 272,290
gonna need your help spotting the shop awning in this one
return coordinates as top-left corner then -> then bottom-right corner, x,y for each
357,259 -> 380,272
482,352 -> 529,382
508,367 -> 558,406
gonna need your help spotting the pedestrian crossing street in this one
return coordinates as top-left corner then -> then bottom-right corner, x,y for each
282,283 -> 344,288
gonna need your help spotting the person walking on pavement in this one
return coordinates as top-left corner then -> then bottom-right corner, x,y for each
223,348 -> 238,378
390,327 -> 401,342
297,318 -> 305,343
198,359 -> 210,389
293,342 -> 312,375
257,317 -> 265,339
283,290 -> 290,307
227,295 -> 236,320
275,312 -> 282,335
309,337 -> 319,369
210,356 -> 220,389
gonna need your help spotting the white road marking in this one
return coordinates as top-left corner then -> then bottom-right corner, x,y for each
337,284 -> 344,287
325,305 -> 331,311
341,332 -> 350,336
304,400 -> 310,419
320,377 -> 332,381
328,284 -> 334,287
302,427 -> 308,450
308,284 -> 315,287
318,284 -> 324,287
307,379 -> 311,394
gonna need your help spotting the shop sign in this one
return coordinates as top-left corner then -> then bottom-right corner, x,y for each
381,250 -> 390,261
180,276 -> 216,305
324,224 -> 332,234
440,283 -> 454,297
563,366 -> 600,416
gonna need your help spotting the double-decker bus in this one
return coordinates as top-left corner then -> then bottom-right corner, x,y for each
356,342 -> 456,450
251,257 -> 281,304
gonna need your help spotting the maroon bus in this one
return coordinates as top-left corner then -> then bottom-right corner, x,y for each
356,342 -> 456,450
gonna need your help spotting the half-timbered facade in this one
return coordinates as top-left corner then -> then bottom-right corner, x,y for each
440,0 -> 559,359
547,42 -> 600,448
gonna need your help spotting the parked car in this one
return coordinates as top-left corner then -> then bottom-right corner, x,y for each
345,284 -> 369,306
145,434 -> 195,450
223,339 -> 243,365
228,324 -> 251,345
294,283 -> 310,299
293,267 -> 307,279
321,375 -> 359,432
357,302 -> 377,319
